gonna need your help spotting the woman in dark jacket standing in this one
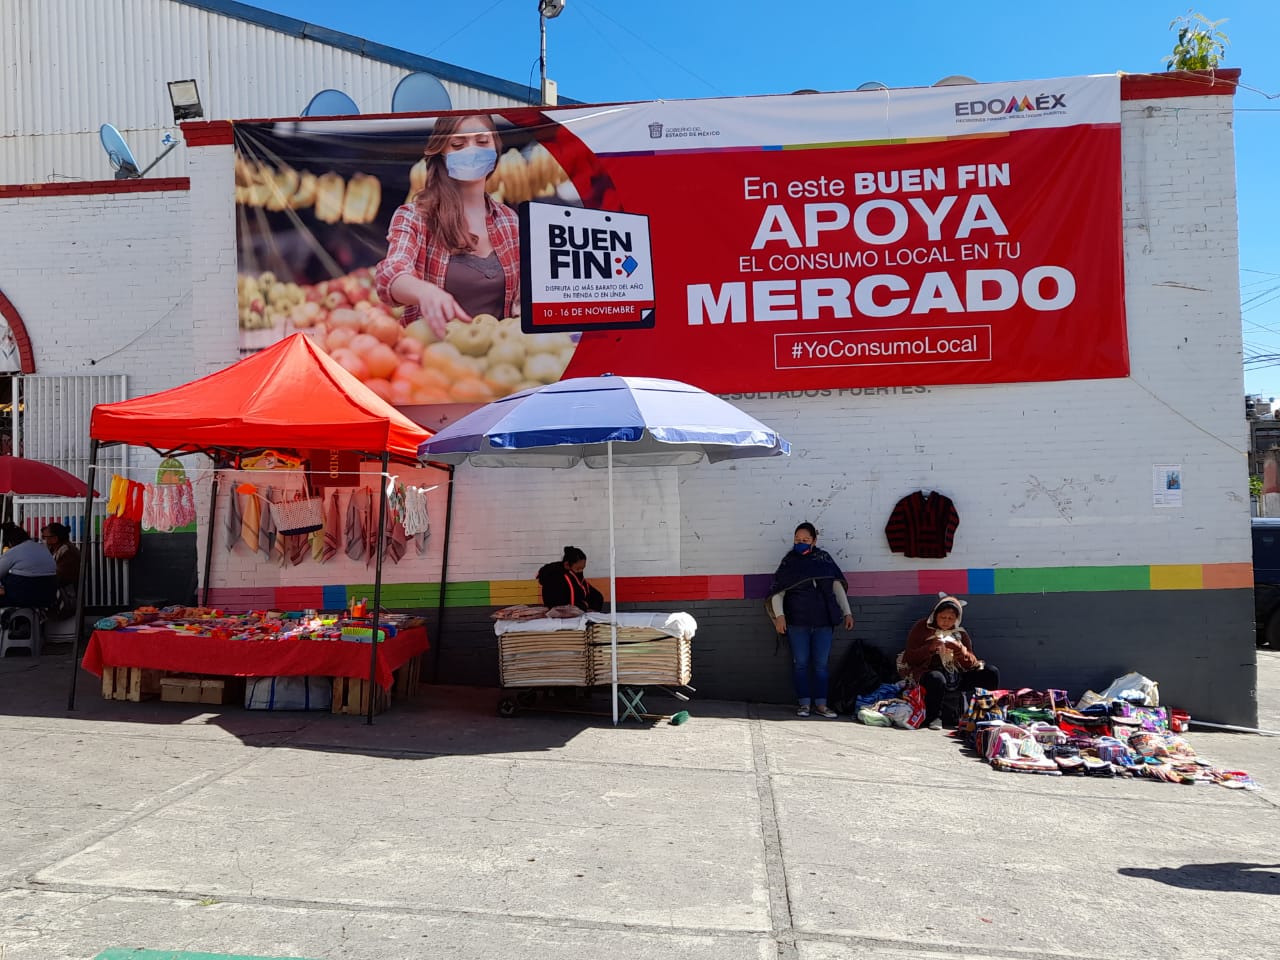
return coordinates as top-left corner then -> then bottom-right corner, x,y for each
536,546 -> 604,612
768,523 -> 854,717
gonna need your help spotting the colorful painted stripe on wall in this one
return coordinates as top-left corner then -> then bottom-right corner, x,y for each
204,562 -> 1253,610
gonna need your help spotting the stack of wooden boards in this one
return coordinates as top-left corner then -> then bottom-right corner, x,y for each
495,613 -> 696,688
586,622 -> 692,687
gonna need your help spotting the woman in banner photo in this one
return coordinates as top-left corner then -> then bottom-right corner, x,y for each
536,546 -> 604,613
375,114 -> 521,339
768,522 -> 855,718
899,593 -> 1000,731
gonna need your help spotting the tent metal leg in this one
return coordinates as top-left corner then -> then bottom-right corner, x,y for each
366,451 -> 391,725
201,469 -> 218,607
608,440 -> 618,726
66,439 -> 100,711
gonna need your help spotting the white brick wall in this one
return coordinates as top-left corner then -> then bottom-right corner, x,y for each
407,93 -> 1250,581
0,188 -> 195,397
1,87 -> 1247,593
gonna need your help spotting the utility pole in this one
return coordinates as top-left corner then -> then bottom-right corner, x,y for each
538,0 -> 564,106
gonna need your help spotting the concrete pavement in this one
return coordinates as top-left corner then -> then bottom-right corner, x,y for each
2,647 -> 1278,960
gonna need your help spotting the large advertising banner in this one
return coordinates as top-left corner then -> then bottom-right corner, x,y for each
233,74 -> 1125,405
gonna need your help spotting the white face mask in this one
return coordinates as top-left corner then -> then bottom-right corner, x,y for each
445,145 -> 497,182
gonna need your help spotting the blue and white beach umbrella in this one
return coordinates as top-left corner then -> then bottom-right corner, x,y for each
419,374 -> 791,721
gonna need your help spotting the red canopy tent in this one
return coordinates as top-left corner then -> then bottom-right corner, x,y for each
68,334 -> 449,721
89,333 -> 429,457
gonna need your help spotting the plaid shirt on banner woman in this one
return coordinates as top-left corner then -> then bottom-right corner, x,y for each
374,198 -> 521,323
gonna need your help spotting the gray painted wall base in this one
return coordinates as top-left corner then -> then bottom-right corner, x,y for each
428,590 -> 1258,727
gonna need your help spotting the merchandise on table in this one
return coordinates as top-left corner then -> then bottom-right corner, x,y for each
91,606 -> 424,645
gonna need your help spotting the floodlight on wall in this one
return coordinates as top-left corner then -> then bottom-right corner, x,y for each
168,79 -> 204,122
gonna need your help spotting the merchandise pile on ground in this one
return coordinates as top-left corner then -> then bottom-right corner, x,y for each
960,687 -> 1257,787
91,606 -> 424,643
855,673 -> 1259,788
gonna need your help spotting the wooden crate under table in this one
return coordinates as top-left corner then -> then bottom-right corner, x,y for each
101,666 -> 163,702
393,653 -> 422,699
332,675 -> 391,716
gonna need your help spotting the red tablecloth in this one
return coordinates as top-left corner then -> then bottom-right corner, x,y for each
82,625 -> 429,690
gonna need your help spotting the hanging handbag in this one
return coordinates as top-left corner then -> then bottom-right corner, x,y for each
270,491 -> 325,536
103,481 -> 144,559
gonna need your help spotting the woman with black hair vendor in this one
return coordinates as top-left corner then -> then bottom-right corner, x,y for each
536,546 -> 604,612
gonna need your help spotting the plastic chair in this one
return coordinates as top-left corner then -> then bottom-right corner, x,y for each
0,607 -> 43,657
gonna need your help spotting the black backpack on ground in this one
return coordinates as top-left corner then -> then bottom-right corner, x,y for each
828,640 -> 899,715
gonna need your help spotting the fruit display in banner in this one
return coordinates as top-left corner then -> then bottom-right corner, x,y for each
237,266 -> 576,404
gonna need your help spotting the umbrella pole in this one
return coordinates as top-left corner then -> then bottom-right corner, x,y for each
366,452 -> 390,725
609,440 -> 618,726
430,464 -> 455,683
66,439 -> 99,710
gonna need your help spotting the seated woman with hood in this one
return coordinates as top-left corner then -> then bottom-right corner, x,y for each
900,593 -> 1000,730
535,546 -> 604,613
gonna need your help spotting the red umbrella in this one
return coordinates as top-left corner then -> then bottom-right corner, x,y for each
0,456 -> 96,497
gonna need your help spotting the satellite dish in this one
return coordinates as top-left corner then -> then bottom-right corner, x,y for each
301,89 -> 361,117
98,124 -> 181,180
856,81 -> 888,91
933,75 -> 978,87
391,72 -> 453,113
99,124 -> 140,179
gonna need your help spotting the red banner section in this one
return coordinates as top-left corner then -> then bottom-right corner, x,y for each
561,125 -> 1125,389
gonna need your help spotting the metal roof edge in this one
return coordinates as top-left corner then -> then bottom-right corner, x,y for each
174,0 -> 582,105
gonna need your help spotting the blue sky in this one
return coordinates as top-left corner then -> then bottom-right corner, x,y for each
260,0 -> 1280,397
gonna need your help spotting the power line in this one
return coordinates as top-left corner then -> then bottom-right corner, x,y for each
577,0 -> 729,97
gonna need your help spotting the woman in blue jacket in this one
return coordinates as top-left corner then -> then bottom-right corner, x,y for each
768,522 -> 854,717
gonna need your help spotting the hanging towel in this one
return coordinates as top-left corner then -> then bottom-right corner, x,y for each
223,482 -> 241,553
141,482 -> 158,531
345,488 -> 369,561
310,527 -> 326,562
366,495 -> 381,569
127,480 -> 147,523
287,531 -> 308,566
241,488 -> 262,554
321,490 -> 341,562
156,483 -> 179,532
106,475 -> 128,516
402,485 -> 430,537
174,479 -> 196,529
258,485 -> 277,556
384,514 -> 408,565
265,489 -> 287,566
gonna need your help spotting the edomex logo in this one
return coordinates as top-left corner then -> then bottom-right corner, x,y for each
954,93 -> 1067,117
